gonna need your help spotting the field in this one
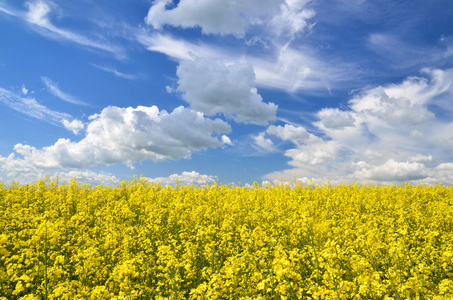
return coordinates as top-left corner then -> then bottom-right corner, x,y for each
1,177 -> 452,299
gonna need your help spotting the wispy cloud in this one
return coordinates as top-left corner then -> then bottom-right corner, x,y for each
0,86 -> 84,134
138,32 -> 335,93
91,64 -> 138,80
0,2 -> 19,16
137,32 -> 214,61
41,77 -> 89,106
0,86 -> 70,124
26,0 -> 125,57
0,0 -> 126,58
366,33 -> 425,69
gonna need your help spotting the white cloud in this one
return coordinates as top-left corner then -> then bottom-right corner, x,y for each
140,0 -> 330,94
258,124 -> 336,167
270,0 -> 315,38
350,86 -> 435,126
21,84 -> 28,95
137,32 -> 333,93
0,160 -> 119,185
410,130 -> 423,138
423,163 -> 453,184
0,3 -> 19,16
0,86 -> 85,134
176,58 -> 277,125
368,34 -> 410,58
0,152 -> 38,183
42,77 -> 89,106
147,171 -> 217,187
165,86 -> 175,94
316,108 -> 356,130
252,132 -> 275,152
91,64 -> 137,80
285,141 -> 340,166
262,68 -> 453,184
266,124 -> 318,144
251,44 -> 332,92
145,0 -> 315,37
26,0 -> 50,26
409,154 -> 433,163
353,160 -> 427,182
0,87 -> 69,124
350,68 -> 452,126
145,0 -> 283,35
137,33 -> 205,61
22,0 -> 124,57
221,135 -> 234,146
0,105 -> 231,173
53,170 -> 120,186
62,119 -> 84,135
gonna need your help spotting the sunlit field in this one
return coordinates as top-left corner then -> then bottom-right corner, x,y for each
1,177 -> 452,299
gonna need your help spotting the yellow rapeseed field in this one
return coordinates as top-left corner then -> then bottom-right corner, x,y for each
1,176 -> 452,299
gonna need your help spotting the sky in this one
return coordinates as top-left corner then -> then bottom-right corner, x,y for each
1,0 -> 453,186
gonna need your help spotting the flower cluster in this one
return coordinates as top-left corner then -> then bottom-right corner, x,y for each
0,177 -> 452,299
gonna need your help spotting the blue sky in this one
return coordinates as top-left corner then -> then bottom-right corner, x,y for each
1,0 -> 453,186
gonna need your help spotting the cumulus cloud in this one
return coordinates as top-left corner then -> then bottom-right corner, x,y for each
0,105 -> 231,173
262,68 -> 453,184
415,164 -> 453,185
221,135 -> 234,146
409,154 -> 433,163
256,124 -> 339,168
147,171 -> 217,187
140,0 -> 324,93
350,86 -> 435,126
62,119 -> 85,135
21,84 -> 28,95
0,160 -> 119,185
266,124 -> 318,144
145,0 -> 315,37
53,170 -> 120,186
316,108 -> 356,130
0,131 -> 131,185
350,68 -> 452,126
145,0 -> 282,35
177,58 -> 277,125
285,141 -> 340,166
252,132 -> 275,152
353,160 -> 427,182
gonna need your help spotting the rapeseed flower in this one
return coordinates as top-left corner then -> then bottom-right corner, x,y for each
0,178 -> 452,298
